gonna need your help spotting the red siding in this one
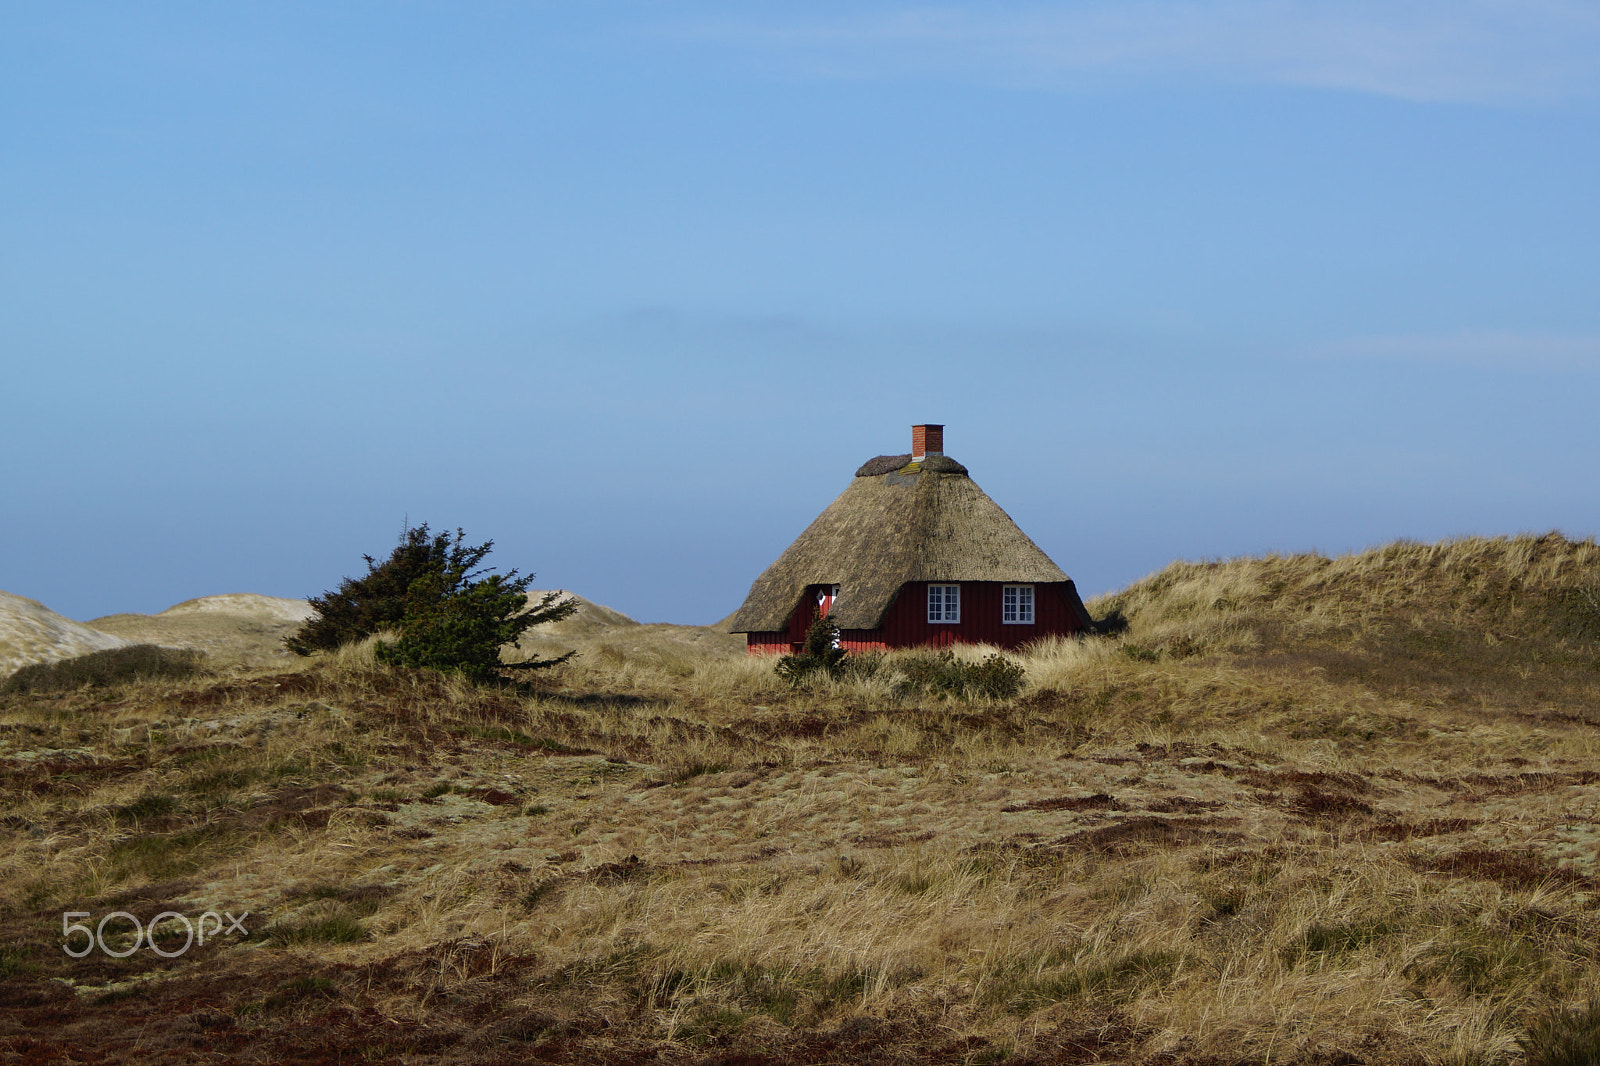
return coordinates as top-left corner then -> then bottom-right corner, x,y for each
745,632 -> 792,655
744,580 -> 1086,653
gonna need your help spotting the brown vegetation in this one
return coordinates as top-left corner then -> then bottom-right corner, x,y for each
3,533 -> 1600,1063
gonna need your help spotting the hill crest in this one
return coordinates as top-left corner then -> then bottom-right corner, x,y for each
0,591 -> 130,676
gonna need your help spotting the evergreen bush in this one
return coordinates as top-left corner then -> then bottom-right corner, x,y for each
376,568 -> 573,683
287,524 -> 481,654
963,653 -> 1027,700
774,613 -> 848,686
894,649 -> 968,696
287,524 -> 575,683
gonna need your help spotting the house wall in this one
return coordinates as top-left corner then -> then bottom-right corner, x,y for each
743,580 -> 1086,653
745,631 -> 797,654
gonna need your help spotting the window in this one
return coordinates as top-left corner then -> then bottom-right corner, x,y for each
1002,585 -> 1034,624
927,584 -> 960,623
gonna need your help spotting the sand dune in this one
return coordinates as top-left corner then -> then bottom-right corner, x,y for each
155,594 -> 315,625
88,594 -> 315,670
512,590 -> 746,665
0,591 -> 131,676
519,590 -> 637,638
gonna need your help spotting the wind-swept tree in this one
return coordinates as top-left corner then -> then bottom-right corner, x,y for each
286,523 -> 575,681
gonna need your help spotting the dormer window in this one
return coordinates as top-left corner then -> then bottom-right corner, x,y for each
1002,585 -> 1034,624
928,584 -> 960,623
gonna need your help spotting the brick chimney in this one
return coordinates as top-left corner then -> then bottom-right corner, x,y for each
911,424 -> 944,461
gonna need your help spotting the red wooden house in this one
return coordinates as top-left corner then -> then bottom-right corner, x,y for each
730,425 -> 1093,653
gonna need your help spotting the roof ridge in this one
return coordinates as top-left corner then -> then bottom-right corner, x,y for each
854,453 -> 968,477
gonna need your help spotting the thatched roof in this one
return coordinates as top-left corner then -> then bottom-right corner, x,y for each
854,453 -> 968,477
729,454 -> 1071,633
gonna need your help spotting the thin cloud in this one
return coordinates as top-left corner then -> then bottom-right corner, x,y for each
662,1 -> 1600,103
1310,331 -> 1600,369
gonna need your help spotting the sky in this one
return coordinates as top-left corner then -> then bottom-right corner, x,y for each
3,1 -> 1599,626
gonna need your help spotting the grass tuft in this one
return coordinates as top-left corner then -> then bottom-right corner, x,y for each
1519,998 -> 1600,1066
265,913 -> 368,946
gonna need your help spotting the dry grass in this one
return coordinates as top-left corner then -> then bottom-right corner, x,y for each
4,533 -> 1600,1063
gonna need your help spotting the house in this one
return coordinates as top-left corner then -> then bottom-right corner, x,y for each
729,425 -> 1093,653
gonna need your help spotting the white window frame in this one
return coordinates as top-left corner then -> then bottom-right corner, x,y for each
927,584 -> 960,623
1002,584 -> 1035,624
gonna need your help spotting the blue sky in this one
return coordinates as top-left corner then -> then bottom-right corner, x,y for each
4,2 -> 1598,625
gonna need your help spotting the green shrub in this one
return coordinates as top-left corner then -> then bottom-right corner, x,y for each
892,650 -> 1025,700
288,523 -> 575,683
375,569 -> 573,683
287,523 -> 469,654
774,613 -> 847,686
2,644 -> 206,695
895,649 -> 968,695
964,653 -> 1027,699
